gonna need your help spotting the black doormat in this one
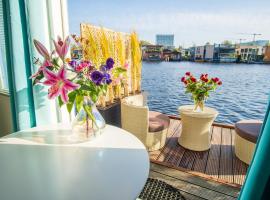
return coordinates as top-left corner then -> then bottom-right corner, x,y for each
138,178 -> 185,200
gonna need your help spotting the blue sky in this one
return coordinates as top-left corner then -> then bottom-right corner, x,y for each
68,0 -> 270,47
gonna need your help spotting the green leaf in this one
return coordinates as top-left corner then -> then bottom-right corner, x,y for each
80,84 -> 93,91
58,96 -> 64,107
66,103 -> 73,113
76,95 -> 84,112
66,91 -> 77,113
83,104 -> 97,127
91,94 -> 98,103
68,91 -> 77,102
32,73 -> 44,86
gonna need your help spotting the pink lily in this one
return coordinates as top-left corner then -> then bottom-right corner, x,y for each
30,60 -> 53,79
53,36 -> 70,60
43,67 -> 79,103
124,61 -> 129,69
33,39 -> 50,60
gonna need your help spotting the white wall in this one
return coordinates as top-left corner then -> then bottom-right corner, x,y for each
205,45 -> 214,60
0,91 -> 13,136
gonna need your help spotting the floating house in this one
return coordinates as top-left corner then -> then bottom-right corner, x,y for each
213,44 -> 237,63
235,45 -> 264,63
204,44 -> 215,62
162,48 -> 181,61
194,46 -> 205,61
142,45 -> 163,61
263,45 -> 270,63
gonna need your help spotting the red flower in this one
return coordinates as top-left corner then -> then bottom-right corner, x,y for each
203,78 -> 209,83
190,77 -> 197,82
200,74 -> 209,82
218,81 -> 222,85
184,80 -> 188,85
185,72 -> 191,76
181,77 -> 186,82
212,77 -> 219,83
200,74 -> 204,80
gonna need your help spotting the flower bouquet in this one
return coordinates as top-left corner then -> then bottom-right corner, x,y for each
31,36 -> 118,140
181,72 -> 222,112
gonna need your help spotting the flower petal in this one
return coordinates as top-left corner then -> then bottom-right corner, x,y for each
43,69 -> 58,81
60,88 -> 68,103
43,79 -> 57,86
48,85 -> 61,99
58,67 -> 66,79
43,60 -> 53,67
53,40 -> 62,57
30,71 -> 41,79
33,39 -> 50,59
64,80 -> 80,91
60,37 -> 70,58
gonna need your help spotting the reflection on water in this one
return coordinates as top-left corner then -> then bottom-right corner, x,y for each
142,61 -> 270,124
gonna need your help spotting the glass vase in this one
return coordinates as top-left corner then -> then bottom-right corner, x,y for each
194,100 -> 205,112
71,97 -> 106,142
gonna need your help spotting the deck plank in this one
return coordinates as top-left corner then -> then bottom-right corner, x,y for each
150,163 -> 240,198
164,123 -> 186,166
150,169 -> 237,200
157,120 -> 181,162
219,128 -> 234,183
149,119 -> 247,186
178,150 -> 197,169
205,126 -> 222,179
149,119 -> 179,160
231,129 -> 248,185
192,127 -> 214,173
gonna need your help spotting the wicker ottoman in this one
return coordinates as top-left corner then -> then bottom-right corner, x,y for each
235,120 -> 262,164
147,111 -> 170,151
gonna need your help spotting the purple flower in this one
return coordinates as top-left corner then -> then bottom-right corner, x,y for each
69,60 -> 77,68
105,58 -> 114,70
100,65 -> 107,72
91,70 -> 104,85
103,73 -> 112,84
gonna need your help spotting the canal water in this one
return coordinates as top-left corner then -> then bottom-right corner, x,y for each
141,61 -> 270,124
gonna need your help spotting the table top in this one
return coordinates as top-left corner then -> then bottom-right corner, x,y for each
0,124 -> 149,200
178,105 -> 218,118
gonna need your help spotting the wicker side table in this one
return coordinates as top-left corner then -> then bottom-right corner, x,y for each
178,105 -> 218,151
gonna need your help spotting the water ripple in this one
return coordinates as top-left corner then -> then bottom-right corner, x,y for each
142,62 -> 270,124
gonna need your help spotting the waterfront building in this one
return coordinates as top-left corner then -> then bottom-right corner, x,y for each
142,45 -> 163,61
263,45 -> 270,63
213,44 -> 236,63
204,45 -> 214,62
235,45 -> 265,63
235,40 -> 268,63
188,47 -> 196,61
156,34 -> 174,49
180,48 -> 192,61
162,48 -> 181,61
194,46 -> 205,61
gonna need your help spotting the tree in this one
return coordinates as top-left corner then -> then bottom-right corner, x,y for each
140,40 -> 152,46
222,40 -> 232,45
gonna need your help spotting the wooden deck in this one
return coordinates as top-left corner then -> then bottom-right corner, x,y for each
150,162 -> 240,200
149,119 -> 249,186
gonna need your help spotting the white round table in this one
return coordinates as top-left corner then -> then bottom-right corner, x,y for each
0,124 -> 149,200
